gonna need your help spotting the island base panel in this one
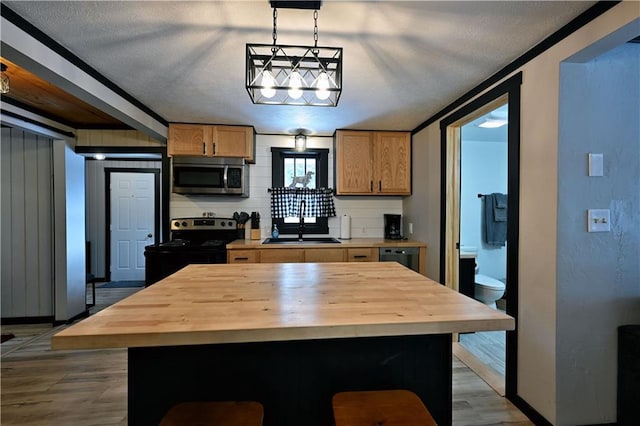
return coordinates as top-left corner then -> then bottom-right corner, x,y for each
128,334 -> 452,426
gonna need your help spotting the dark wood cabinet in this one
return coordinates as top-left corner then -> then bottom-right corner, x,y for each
459,257 -> 475,299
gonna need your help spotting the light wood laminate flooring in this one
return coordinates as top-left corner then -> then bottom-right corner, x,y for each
2,285 -> 531,426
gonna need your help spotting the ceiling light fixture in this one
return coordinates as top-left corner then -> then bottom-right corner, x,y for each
477,118 -> 508,128
294,132 -> 307,152
1,63 -> 10,94
246,1 -> 342,106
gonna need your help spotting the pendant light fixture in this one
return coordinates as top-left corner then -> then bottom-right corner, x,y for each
294,132 -> 307,152
246,1 -> 342,106
0,63 -> 9,94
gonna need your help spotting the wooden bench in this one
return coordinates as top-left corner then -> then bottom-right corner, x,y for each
159,401 -> 263,426
332,390 -> 437,426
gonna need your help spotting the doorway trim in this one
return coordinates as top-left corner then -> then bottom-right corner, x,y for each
439,72 -> 522,399
105,168 -> 161,282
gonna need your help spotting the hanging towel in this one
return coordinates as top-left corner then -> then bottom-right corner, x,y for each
493,193 -> 507,222
484,193 -> 507,247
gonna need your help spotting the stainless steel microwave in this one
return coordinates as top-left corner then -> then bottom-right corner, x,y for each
171,156 -> 249,197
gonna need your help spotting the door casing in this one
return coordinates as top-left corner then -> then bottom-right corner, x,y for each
440,72 -> 522,398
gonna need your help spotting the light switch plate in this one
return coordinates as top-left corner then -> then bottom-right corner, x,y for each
587,209 -> 610,232
588,153 -> 604,176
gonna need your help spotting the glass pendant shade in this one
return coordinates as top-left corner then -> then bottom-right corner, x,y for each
294,134 -> 307,152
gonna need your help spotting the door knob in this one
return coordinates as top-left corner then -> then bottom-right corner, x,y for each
147,233 -> 153,238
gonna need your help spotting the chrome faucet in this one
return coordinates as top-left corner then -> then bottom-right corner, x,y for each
298,200 -> 306,241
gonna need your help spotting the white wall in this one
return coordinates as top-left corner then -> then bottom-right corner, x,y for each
403,126 -> 441,281
170,134 -> 403,239
460,139 -> 508,281
556,42 -> 640,425
0,128 -> 54,318
404,4 -> 640,424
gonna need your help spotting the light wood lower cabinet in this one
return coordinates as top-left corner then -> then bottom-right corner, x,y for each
347,248 -> 378,262
228,247 -> 376,264
258,249 -> 305,263
305,248 -> 347,263
227,250 -> 259,263
227,245 -> 426,275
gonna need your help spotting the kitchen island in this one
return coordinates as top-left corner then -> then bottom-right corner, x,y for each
53,262 -> 514,426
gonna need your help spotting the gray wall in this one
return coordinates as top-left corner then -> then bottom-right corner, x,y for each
1,128 -> 54,318
85,159 -> 162,279
557,42 -> 640,425
52,142 -> 87,322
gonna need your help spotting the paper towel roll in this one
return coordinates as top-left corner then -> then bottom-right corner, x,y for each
340,215 -> 351,239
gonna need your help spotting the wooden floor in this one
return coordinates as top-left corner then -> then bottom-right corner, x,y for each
1,286 -> 532,426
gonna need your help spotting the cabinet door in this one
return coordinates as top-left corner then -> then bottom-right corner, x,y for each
227,250 -> 259,264
335,131 -> 374,194
347,248 -> 377,262
374,132 -> 411,195
212,126 -> 254,162
305,248 -> 346,263
259,249 -> 304,263
168,124 -> 208,156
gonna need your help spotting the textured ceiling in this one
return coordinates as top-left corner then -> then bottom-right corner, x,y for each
3,1 -> 597,136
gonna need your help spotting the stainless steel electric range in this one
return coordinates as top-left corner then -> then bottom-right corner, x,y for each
144,217 -> 239,286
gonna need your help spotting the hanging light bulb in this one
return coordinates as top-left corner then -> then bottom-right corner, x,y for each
288,70 -> 303,99
260,68 -> 276,98
315,71 -> 330,100
0,63 -> 9,94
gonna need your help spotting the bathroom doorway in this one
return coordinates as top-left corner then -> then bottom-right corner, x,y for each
458,102 -> 509,394
439,73 -> 521,399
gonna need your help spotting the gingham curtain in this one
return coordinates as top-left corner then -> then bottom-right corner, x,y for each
269,187 -> 336,218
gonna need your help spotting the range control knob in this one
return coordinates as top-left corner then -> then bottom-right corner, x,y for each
221,221 -> 226,227
173,221 -> 180,227
228,221 -> 233,227
182,221 -> 188,228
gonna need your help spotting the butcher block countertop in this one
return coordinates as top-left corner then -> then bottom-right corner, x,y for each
226,237 -> 426,249
52,262 -> 514,351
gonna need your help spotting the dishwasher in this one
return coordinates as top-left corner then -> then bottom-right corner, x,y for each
379,247 -> 420,272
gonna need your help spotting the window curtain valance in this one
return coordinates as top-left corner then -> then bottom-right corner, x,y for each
269,187 -> 336,218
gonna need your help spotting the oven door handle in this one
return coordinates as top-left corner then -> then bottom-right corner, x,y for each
223,165 -> 229,192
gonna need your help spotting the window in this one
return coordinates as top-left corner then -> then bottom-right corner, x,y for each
271,147 -> 329,235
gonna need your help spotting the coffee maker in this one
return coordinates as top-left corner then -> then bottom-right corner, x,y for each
384,214 -> 402,240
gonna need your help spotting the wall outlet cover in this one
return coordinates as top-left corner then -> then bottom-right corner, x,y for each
587,209 -> 610,232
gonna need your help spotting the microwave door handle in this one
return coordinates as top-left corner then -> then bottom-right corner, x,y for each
223,165 -> 229,191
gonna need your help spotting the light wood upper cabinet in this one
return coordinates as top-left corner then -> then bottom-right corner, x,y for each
168,124 -> 255,163
335,131 -> 375,194
334,130 -> 411,195
374,132 -> 411,194
168,124 -> 208,156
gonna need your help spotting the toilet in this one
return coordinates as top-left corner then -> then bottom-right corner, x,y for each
474,274 -> 505,309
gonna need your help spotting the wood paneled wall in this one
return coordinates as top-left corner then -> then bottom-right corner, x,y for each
76,129 -> 163,147
1,128 -> 54,318
85,160 -> 162,279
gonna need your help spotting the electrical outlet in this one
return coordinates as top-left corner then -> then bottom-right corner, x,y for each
587,209 -> 610,232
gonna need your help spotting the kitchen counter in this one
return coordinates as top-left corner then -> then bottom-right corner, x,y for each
226,237 -> 426,249
52,262 -> 513,426
226,237 -> 428,274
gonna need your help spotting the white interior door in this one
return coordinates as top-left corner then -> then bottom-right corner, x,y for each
110,172 -> 155,281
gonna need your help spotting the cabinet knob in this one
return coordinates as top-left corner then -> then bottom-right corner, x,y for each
202,142 -> 206,155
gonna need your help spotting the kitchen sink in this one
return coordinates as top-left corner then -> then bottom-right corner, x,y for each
262,237 -> 342,244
